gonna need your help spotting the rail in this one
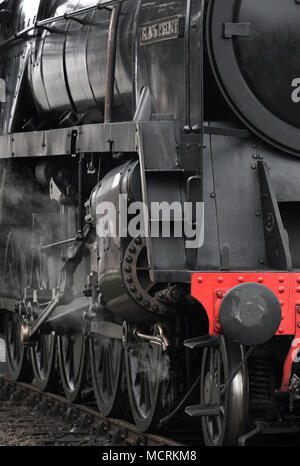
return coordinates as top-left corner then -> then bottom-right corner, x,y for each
0,375 -> 183,447
0,0 -> 128,49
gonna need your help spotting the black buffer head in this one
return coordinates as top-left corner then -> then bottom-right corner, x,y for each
219,283 -> 282,346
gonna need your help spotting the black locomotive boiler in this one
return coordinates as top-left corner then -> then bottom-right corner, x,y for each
1,0 -> 300,446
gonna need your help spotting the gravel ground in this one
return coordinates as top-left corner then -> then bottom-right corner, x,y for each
0,396 -> 93,446
0,400 -> 64,446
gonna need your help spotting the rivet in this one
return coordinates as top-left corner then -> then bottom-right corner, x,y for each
129,246 -> 136,254
134,237 -> 142,245
278,327 -> 285,334
126,256 -> 133,263
238,277 -> 244,283
216,290 -> 223,299
258,277 -> 264,283
143,301 -> 150,308
296,286 -> 300,293
278,277 -> 284,283
218,277 -> 223,283
130,286 -> 137,293
197,277 -> 203,283
297,277 -> 300,284
297,323 -> 300,329
278,286 -> 285,294
152,305 -> 159,312
126,277 -> 133,283
297,300 -> 300,305
125,265 -> 132,273
135,294 -> 142,301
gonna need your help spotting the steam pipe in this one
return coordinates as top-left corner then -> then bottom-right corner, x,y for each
184,0 -> 192,132
104,3 -> 122,123
77,154 -> 84,239
134,325 -> 170,352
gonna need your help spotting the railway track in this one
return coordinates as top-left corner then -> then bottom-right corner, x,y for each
2,373 -> 300,447
0,375 -> 185,447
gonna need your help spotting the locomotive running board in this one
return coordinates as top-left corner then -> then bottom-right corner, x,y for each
89,320 -> 123,340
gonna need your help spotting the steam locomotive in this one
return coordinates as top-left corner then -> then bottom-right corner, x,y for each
0,0 -> 300,446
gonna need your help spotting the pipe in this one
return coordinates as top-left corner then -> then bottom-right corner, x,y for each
77,154 -> 84,239
104,3 -> 122,123
184,0 -> 192,132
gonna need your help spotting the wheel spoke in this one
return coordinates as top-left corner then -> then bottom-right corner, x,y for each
201,337 -> 248,446
90,329 -> 124,418
31,333 -> 57,392
58,334 -> 87,403
125,335 -> 170,432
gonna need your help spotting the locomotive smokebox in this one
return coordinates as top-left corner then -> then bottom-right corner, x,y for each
219,283 -> 282,346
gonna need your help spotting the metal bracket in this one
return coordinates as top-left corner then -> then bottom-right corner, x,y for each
258,161 -> 292,270
224,22 -> 251,38
70,129 -> 78,156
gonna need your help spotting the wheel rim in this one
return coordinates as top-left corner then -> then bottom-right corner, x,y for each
4,312 -> 32,382
125,340 -> 171,432
90,333 -> 124,417
57,334 -> 87,403
31,332 -> 58,392
200,336 -> 248,446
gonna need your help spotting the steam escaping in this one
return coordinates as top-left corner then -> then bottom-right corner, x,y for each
128,343 -> 171,413
0,161 -> 62,298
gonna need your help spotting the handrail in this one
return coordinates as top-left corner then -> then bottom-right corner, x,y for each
0,0 -> 127,49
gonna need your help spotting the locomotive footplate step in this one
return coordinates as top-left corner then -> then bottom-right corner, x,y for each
185,404 -> 221,417
183,335 -> 220,350
238,421 -> 300,446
